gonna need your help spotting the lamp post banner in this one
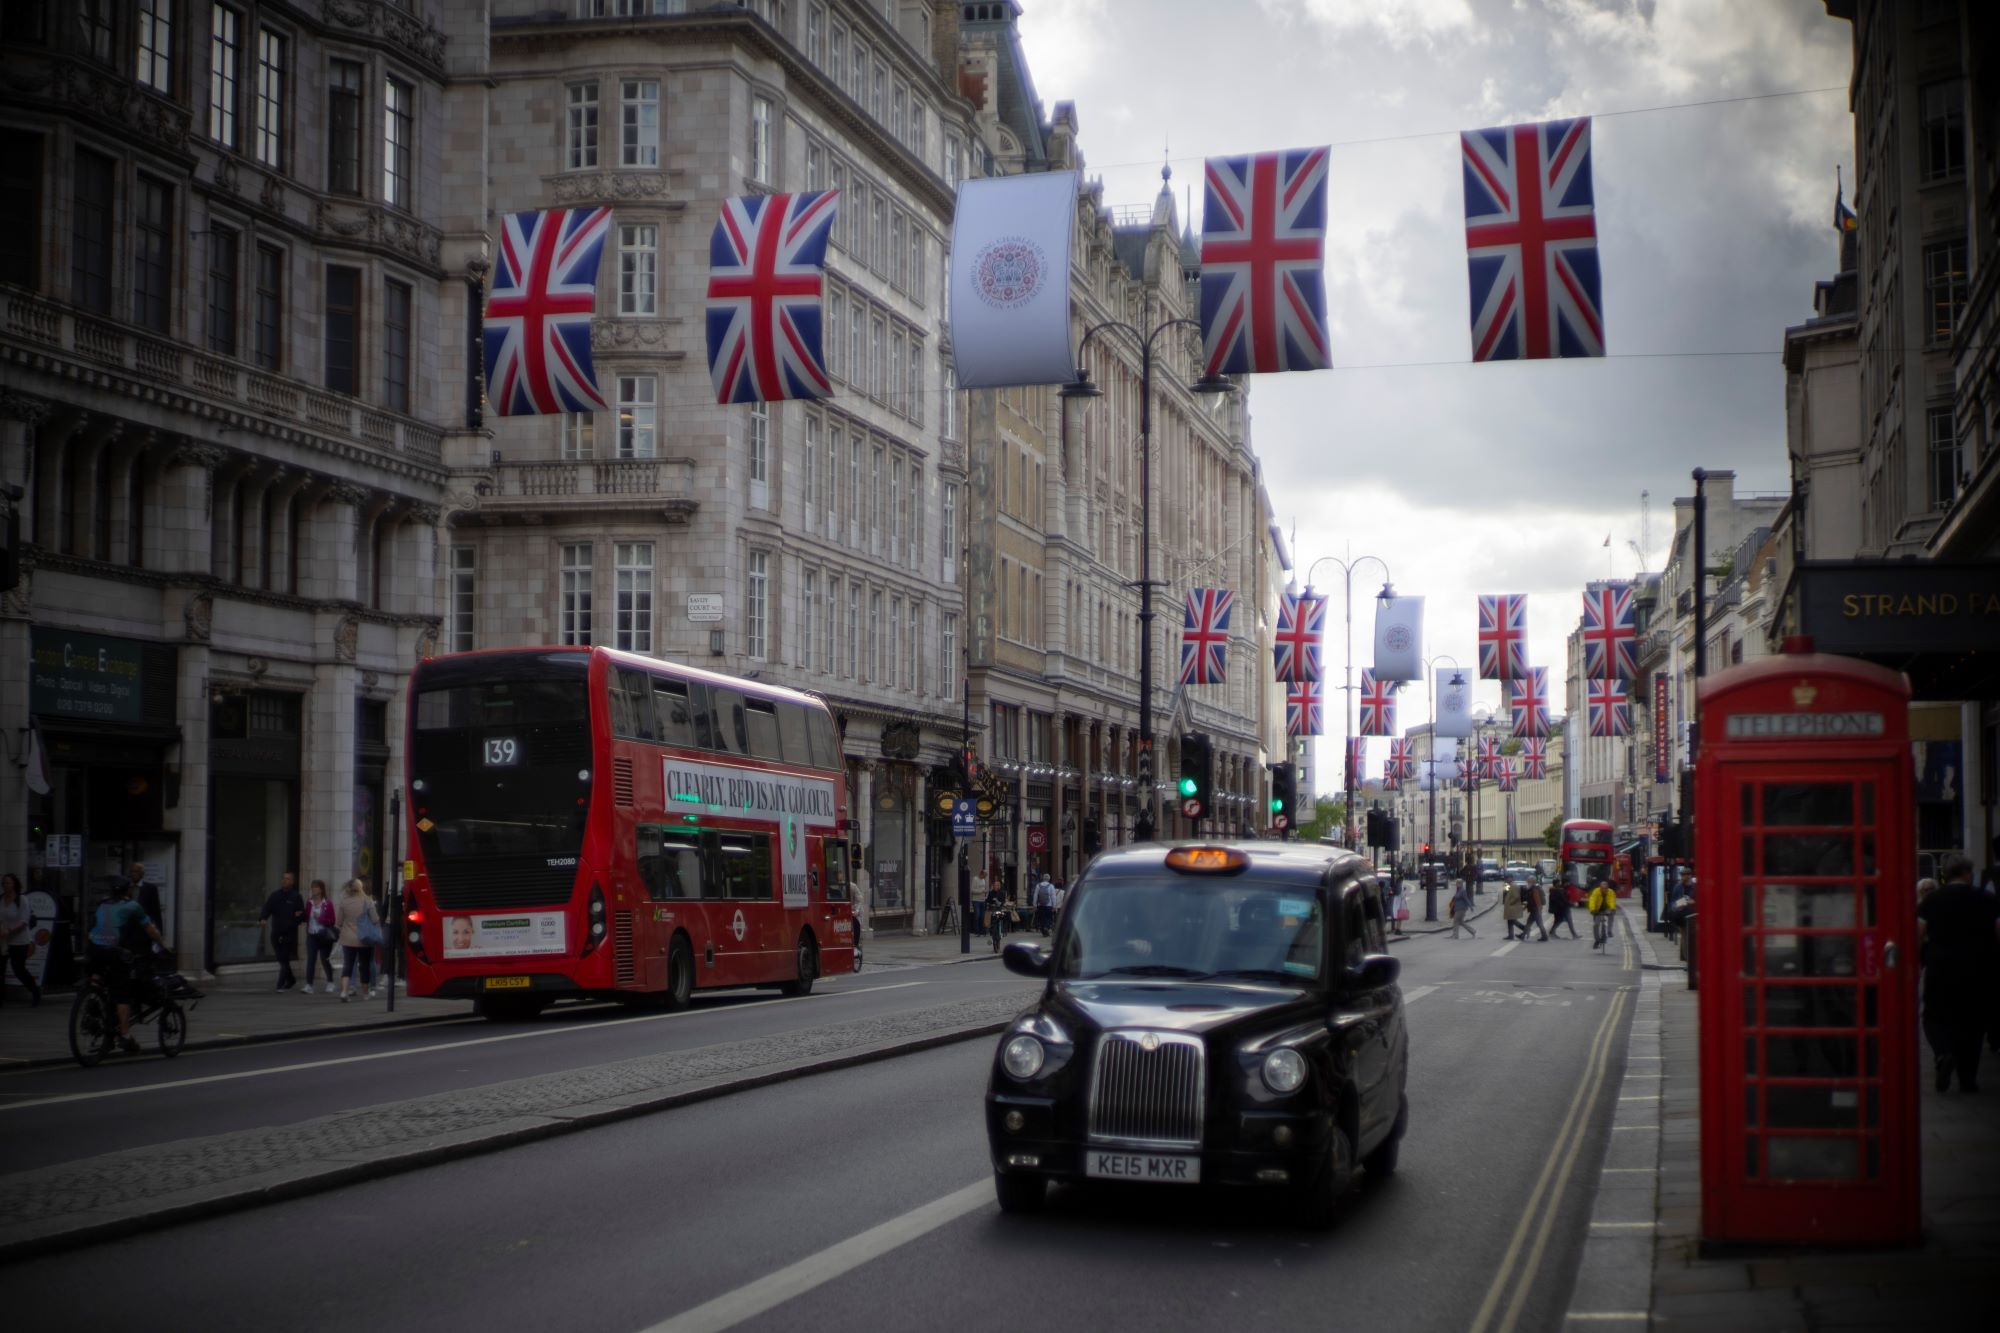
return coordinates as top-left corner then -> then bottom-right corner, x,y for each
1373,595 -> 1425,680
1434,668 -> 1474,737
948,171 -> 1079,389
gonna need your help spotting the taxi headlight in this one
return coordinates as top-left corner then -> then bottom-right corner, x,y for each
1002,1035 -> 1047,1080
1261,1048 -> 1308,1094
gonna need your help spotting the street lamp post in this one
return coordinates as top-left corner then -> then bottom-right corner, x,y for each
1061,306 -> 1235,844
1422,653 -> 1463,922
1301,555 -> 1392,851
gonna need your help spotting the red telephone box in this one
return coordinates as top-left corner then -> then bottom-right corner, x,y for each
1694,647 -> 1917,1246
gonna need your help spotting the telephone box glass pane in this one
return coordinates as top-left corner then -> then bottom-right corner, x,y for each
1766,1035 -> 1859,1077
1760,884 -> 1858,929
1763,834 -> 1853,876
1767,1086 -> 1858,1129
1762,783 -> 1852,826
1765,984 -> 1855,1027
1743,1036 -> 1757,1074
1767,1136 -> 1858,1180
1745,1137 -> 1759,1177
1765,933 -> 1857,978
1743,987 -> 1758,1025
1741,835 -> 1757,876
1741,785 -> 1755,821
1744,1087 -> 1758,1123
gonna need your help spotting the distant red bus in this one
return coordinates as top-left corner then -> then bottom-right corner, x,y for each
401,647 -> 855,1018
1558,818 -> 1627,905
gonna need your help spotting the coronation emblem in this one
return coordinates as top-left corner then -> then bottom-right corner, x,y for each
972,237 -> 1046,309
1386,625 -> 1412,651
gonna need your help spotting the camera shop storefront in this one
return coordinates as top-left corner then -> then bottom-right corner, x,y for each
26,626 -> 180,985
207,690 -> 301,967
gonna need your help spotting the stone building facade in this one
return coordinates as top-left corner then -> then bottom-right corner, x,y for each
0,0 -> 466,976
467,1 -> 976,930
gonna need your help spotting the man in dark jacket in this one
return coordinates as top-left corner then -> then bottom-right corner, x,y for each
127,862 -> 164,931
259,871 -> 306,991
1918,854 -> 2000,1093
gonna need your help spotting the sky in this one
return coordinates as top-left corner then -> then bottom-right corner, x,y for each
1012,0 -> 1856,793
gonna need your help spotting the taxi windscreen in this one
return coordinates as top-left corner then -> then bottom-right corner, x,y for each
1055,879 -> 1323,983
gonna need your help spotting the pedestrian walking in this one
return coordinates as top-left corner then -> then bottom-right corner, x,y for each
303,879 -> 338,992
127,862 -> 164,932
0,873 -> 43,1006
1522,880 -> 1550,941
1502,879 -> 1527,940
1388,885 -> 1408,936
1547,879 -> 1580,939
258,871 -> 306,991
1917,853 -> 2000,1093
335,877 -> 382,1001
1587,882 -> 1617,950
1449,879 -> 1477,938
1031,874 -> 1056,936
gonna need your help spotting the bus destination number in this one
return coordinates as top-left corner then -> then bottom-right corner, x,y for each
484,737 -> 520,767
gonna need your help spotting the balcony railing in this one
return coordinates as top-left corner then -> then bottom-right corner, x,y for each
2,288 -> 443,465
490,456 -> 695,507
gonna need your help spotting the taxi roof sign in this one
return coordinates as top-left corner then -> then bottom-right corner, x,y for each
1165,846 -> 1248,874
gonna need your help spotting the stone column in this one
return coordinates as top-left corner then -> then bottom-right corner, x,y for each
910,768 -> 929,935
65,418 -> 122,558
301,483 -> 366,603
304,615 -> 362,906
150,442 -> 226,574
173,641 -> 212,969
854,759 -> 875,934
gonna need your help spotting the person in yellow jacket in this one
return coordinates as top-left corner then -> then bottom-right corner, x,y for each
1587,883 -> 1617,950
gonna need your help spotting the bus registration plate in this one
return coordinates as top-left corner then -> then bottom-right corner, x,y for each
482,976 -> 532,990
1085,1151 -> 1199,1184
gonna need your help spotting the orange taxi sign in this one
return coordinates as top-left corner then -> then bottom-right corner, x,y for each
1164,846 -> 1248,874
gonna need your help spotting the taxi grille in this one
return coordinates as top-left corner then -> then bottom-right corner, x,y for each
1087,1030 -> 1205,1149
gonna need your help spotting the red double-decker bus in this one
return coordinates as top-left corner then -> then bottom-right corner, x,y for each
401,646 -> 855,1018
1558,818 -> 1626,906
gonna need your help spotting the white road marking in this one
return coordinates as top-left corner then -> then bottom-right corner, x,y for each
1565,1316 -> 1650,1323
638,1178 -> 992,1333
1401,984 -> 1438,1005
1489,942 -> 1519,958
1587,1221 -> 1657,1229
0,981 -> 928,1112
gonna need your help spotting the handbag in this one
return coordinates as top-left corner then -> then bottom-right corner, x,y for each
356,907 -> 384,948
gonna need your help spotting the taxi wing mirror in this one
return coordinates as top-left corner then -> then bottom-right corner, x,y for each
1001,938 -> 1051,978
1348,953 -> 1400,992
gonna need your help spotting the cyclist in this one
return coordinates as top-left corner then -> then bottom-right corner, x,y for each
86,875 -> 165,1054
1587,880 -> 1617,951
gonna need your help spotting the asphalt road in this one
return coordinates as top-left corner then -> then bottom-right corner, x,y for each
7,922 -> 1641,1333
0,962 -> 1040,1173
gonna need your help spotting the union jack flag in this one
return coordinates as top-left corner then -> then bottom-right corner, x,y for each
1476,733 -> 1501,779
1358,670 -> 1398,736
1587,677 -> 1631,738
1510,667 -> 1551,738
1346,737 -> 1365,788
1199,147 -> 1331,376
1522,737 -> 1547,780
1477,594 -> 1528,680
1286,680 -> 1322,738
1272,590 -> 1327,684
1178,588 -> 1234,686
1461,117 -> 1603,361
1389,737 -> 1416,780
706,191 -> 838,404
483,208 -> 613,416
1496,759 -> 1518,792
1580,582 -> 1638,681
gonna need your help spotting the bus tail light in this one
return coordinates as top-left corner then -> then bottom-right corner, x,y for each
581,884 -> 607,957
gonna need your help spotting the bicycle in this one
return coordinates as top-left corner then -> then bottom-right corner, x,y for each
1591,910 -> 1614,950
69,959 -> 201,1068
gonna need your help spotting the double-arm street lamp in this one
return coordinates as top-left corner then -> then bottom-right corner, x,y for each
1301,554 -> 1392,851
1061,306 -> 1235,843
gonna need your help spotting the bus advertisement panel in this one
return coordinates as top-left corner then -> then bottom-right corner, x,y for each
401,647 -> 854,1017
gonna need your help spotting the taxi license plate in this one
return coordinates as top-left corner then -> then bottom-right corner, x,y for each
482,976 -> 532,991
1085,1150 -> 1199,1184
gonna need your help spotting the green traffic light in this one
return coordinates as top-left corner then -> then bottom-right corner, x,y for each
1178,776 -> 1198,797
1269,797 -> 1282,813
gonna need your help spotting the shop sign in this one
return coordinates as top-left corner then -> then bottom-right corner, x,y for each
29,627 -> 148,724
1797,562 -> 2000,654
1654,675 -> 1669,783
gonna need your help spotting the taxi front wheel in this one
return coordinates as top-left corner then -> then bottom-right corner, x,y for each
994,1170 -> 1047,1214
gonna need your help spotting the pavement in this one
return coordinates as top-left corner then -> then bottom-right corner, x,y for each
1561,910 -> 1999,1331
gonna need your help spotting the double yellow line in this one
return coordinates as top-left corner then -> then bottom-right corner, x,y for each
1465,983 -> 1633,1333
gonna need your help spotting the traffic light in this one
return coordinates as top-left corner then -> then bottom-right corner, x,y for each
1365,809 -> 1384,849
1269,762 -> 1296,827
1421,841 -> 1432,856
1383,814 -> 1399,853
1177,732 -> 1213,819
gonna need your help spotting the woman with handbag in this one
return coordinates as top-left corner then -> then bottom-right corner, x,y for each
335,876 -> 383,1002
302,879 -> 338,992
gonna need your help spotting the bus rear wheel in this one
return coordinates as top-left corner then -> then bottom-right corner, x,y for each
780,934 -> 818,997
665,937 -> 694,1010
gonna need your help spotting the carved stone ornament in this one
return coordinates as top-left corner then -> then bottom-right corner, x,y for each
1,565 -> 29,617
317,200 -> 372,239
53,60 -> 191,154
260,172 -> 284,212
415,624 -> 439,662
881,721 -> 923,761
406,504 -> 442,527
323,0 -> 447,69
171,442 -> 228,471
592,318 -> 677,351
334,614 -> 360,663
184,592 -> 214,643
550,173 -> 671,205
216,158 -> 241,196
315,200 -> 445,267
325,481 -> 369,508
0,389 -> 51,424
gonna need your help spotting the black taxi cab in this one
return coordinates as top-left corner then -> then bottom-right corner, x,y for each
984,840 -> 1409,1225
